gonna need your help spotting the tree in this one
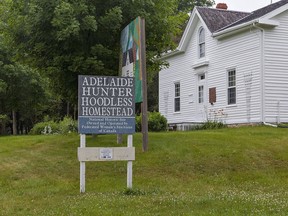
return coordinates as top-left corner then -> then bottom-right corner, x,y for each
0,62 -> 47,134
0,32 -> 47,134
178,0 -> 215,12
2,0 -> 215,120
2,0 -> 187,110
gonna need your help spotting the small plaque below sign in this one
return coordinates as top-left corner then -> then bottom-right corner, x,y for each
100,148 -> 113,160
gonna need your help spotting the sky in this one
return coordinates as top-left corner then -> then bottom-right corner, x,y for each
214,0 -> 281,12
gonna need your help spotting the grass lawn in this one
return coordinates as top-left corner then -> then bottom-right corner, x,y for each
1,126 -> 288,215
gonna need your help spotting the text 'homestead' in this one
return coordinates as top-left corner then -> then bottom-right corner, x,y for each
78,76 -> 135,134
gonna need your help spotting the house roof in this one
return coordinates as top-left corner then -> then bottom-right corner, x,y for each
197,0 -> 288,33
220,0 -> 288,31
161,0 -> 288,59
196,7 -> 250,33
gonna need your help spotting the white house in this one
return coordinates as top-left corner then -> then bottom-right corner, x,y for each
159,0 -> 288,129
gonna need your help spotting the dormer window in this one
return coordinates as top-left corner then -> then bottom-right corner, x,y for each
198,27 -> 205,58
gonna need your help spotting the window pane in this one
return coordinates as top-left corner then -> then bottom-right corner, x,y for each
174,98 -> 180,112
228,70 -> 236,87
198,85 -> 204,103
199,43 -> 205,58
174,82 -> 180,112
199,27 -> 205,58
227,69 -> 236,105
228,87 -> 236,104
200,74 -> 205,80
175,83 -> 180,97
199,28 -> 205,43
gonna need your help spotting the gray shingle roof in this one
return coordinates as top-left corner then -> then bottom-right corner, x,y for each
197,7 -> 250,33
221,0 -> 288,31
197,0 -> 288,33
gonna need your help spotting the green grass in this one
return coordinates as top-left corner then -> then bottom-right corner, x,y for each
1,126 -> 288,215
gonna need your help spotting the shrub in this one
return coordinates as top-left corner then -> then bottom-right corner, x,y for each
136,115 -> 142,132
30,117 -> 78,135
136,112 -> 167,132
148,112 -> 167,132
59,116 -> 78,134
29,121 -> 60,135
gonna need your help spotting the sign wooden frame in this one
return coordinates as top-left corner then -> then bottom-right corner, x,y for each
78,75 -> 136,193
78,134 -> 134,193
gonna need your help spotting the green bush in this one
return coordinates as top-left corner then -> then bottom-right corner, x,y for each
59,117 -> 78,134
136,112 -> 167,132
30,117 -> 78,135
148,112 -> 167,132
29,121 -> 60,135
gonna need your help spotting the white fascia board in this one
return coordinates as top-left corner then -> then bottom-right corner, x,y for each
213,18 -> 279,39
159,49 -> 184,60
160,8 -> 198,60
178,9 -> 197,51
161,7 -> 212,59
258,18 -> 279,26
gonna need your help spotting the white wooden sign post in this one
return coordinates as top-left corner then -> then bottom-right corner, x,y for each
80,134 -> 86,193
78,76 -> 136,193
78,134 -> 134,193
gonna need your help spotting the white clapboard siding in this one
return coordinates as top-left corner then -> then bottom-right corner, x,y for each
159,48 -> 197,124
206,29 -> 262,124
160,10 -> 288,125
264,10 -> 288,123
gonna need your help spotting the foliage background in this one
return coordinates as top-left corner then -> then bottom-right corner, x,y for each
0,0 -> 214,134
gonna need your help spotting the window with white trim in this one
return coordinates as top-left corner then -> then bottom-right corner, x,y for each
227,69 -> 236,105
199,27 -> 205,58
174,82 -> 180,112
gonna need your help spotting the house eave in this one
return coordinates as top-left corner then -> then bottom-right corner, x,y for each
258,18 -> 280,27
159,49 -> 184,60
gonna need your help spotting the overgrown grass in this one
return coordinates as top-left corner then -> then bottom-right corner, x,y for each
1,126 -> 288,215
194,120 -> 227,130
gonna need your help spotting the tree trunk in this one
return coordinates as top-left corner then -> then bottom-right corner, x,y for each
0,122 -> 5,135
73,104 -> 77,120
12,110 -> 17,135
67,101 -> 70,117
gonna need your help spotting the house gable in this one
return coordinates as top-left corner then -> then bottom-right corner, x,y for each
162,7 -> 251,59
161,9 -> 207,59
163,0 -> 288,56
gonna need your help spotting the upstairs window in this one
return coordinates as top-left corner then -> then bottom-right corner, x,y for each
199,27 -> 205,58
227,69 -> 236,105
174,82 -> 180,112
